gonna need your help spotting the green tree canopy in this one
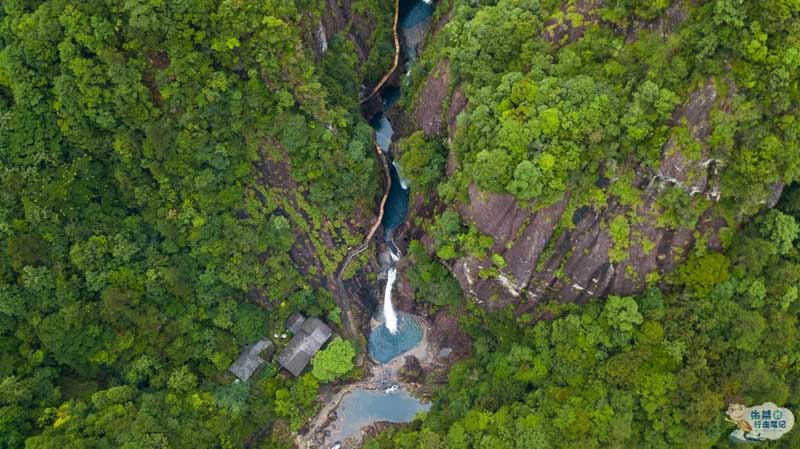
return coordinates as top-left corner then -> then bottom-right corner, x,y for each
311,337 -> 355,383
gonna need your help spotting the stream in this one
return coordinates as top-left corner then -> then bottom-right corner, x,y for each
315,1 -> 436,448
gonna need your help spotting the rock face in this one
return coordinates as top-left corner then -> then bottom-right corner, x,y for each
447,87 -> 467,142
654,78 -> 718,196
428,310 -> 471,359
343,1 -> 773,319
282,0 -> 402,342
543,0 -> 604,47
626,1 -> 690,42
306,0 -> 393,66
414,60 -> 451,136
406,57 -> 733,312
451,188 -> 652,309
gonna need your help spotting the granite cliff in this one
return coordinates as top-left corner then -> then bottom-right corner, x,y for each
386,1 -> 784,313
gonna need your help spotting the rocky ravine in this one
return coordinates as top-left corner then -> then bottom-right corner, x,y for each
448,76 -> 732,311
303,0 -> 783,321
260,0 -> 401,344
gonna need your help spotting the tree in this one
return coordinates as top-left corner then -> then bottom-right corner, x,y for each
506,160 -> 543,200
407,241 -> 464,307
311,337 -> 355,382
675,252 -> 730,295
471,149 -> 512,192
759,209 -> 799,255
603,295 -> 643,333
0,0 -> 383,446
397,131 -> 445,192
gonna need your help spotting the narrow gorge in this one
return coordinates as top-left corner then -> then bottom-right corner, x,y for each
301,1 -> 438,448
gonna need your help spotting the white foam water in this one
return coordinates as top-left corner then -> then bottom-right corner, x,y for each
383,267 -> 399,334
392,161 -> 408,190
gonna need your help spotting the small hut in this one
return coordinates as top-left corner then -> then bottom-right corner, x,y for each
228,338 -> 274,382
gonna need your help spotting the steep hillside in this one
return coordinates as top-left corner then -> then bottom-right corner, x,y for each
0,0 -> 395,446
390,0 -> 799,312
366,4 -> 800,448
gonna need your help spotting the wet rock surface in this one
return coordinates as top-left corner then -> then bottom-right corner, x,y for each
398,355 -> 424,383
655,78 -> 718,196
297,314 -> 438,449
428,311 -> 471,361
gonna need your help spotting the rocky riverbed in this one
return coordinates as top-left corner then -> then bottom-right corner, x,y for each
295,316 -> 444,449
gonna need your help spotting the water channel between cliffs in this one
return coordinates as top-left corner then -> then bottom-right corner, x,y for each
365,0 -> 431,372
314,1 -> 436,448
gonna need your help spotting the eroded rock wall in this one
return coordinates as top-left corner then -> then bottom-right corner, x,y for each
304,0 -> 388,63
402,42 -> 737,312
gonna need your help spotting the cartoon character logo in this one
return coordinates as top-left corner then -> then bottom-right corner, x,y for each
726,403 -> 758,442
725,402 -> 794,443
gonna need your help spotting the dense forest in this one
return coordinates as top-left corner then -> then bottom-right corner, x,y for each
367,202 -> 800,448
0,0 -> 392,447
1,0 -> 800,448
367,0 -> 800,448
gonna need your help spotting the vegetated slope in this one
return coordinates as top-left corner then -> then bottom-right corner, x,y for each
0,0 -> 392,447
362,1 -> 800,448
368,201 -> 800,448
393,0 -> 799,312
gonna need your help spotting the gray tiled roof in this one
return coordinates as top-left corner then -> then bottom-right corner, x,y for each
286,312 -> 306,334
228,338 -> 274,382
303,317 -> 332,344
277,315 -> 332,376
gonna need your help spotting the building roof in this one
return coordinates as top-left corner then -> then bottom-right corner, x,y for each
228,338 -> 274,382
277,316 -> 333,376
302,317 -> 332,342
286,312 -> 306,334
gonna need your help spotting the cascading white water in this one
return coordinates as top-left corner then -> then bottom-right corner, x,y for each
316,2 -> 436,446
383,250 -> 400,334
374,0 -> 435,341
375,115 -> 393,153
383,268 -> 399,334
392,161 -> 409,190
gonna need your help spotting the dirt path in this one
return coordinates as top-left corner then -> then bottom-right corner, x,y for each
337,0 -> 401,300
337,144 -> 392,280
333,0 -> 402,341
306,3 -> 415,447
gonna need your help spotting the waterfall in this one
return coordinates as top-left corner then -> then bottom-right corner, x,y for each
373,0 -> 436,342
365,0 -> 435,366
383,263 -> 399,334
392,161 -> 408,190
375,115 -> 393,153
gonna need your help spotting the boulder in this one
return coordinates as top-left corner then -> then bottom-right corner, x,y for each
399,355 -> 424,383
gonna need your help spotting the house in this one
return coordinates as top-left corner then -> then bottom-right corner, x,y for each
277,314 -> 332,376
228,338 -> 274,382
